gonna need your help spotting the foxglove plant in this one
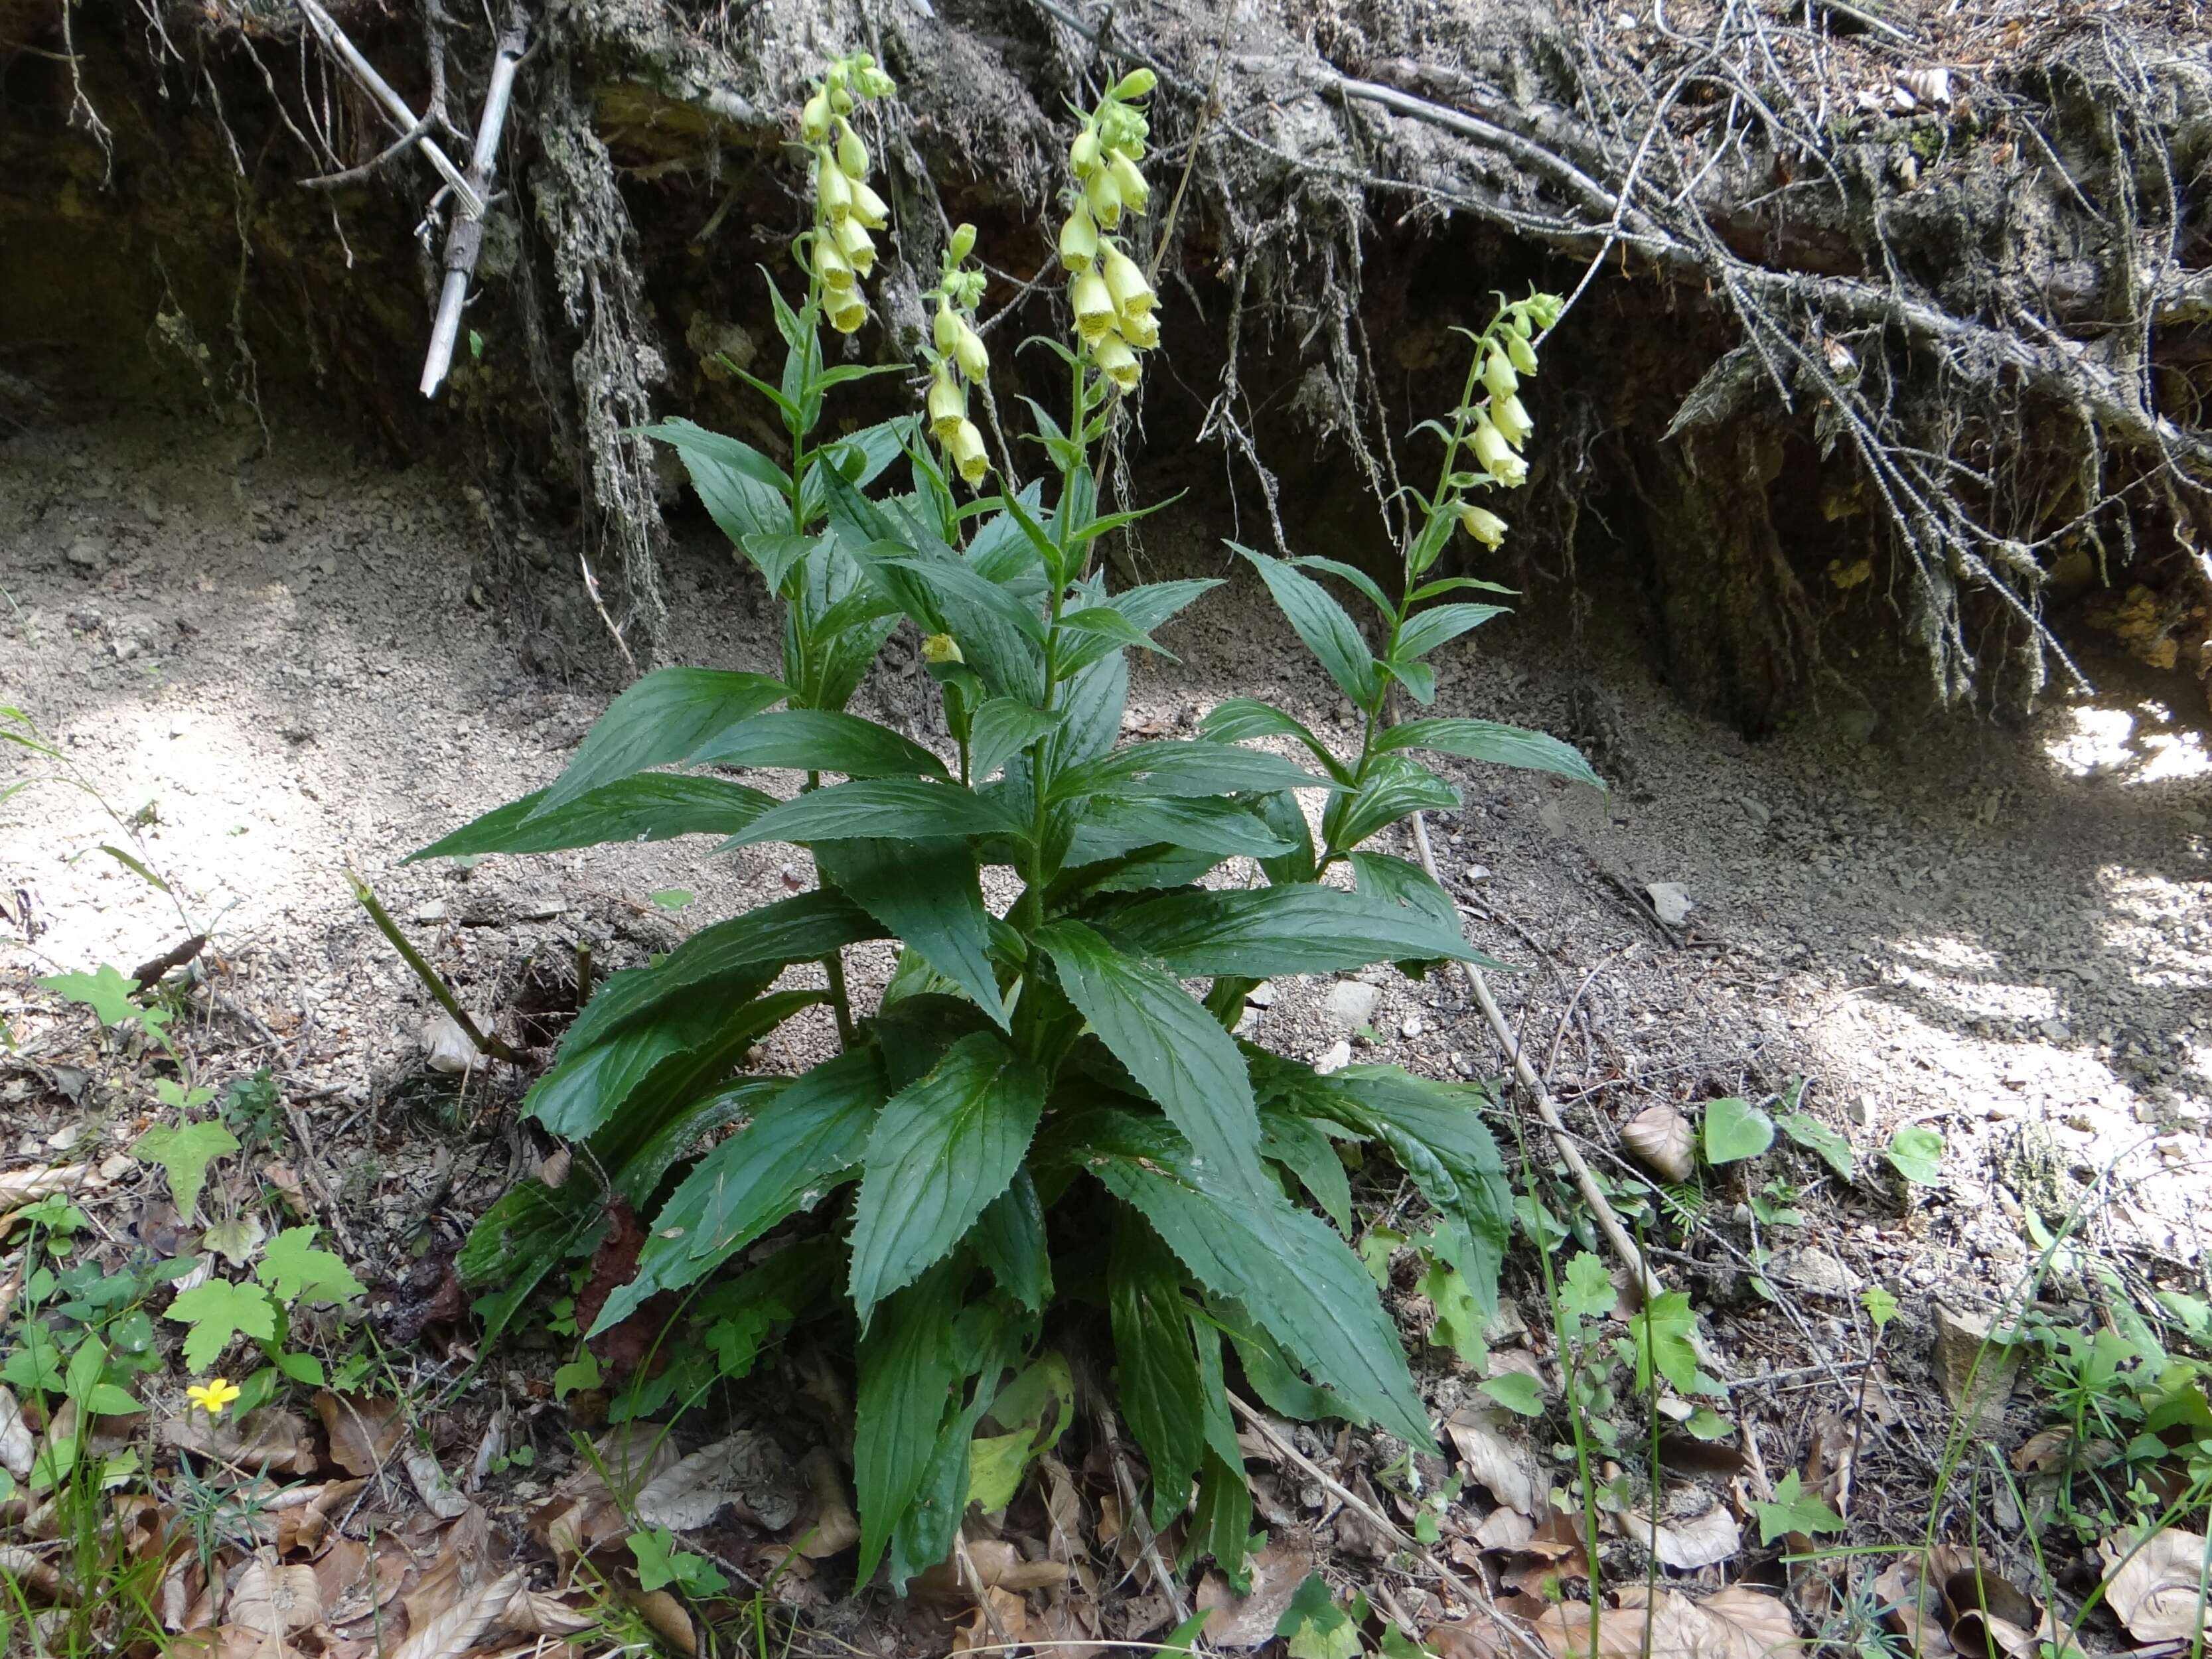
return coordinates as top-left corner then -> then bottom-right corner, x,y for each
415,58 -> 1597,1590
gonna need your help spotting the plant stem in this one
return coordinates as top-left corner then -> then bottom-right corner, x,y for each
346,870 -> 520,1062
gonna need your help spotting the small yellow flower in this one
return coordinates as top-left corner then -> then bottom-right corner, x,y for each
825,290 -> 869,335
1106,151 -> 1150,213
1118,307 -> 1161,351
1100,246 -> 1154,318
922,632 -> 965,664
1491,393 -> 1532,447
1505,330 -> 1539,376
1084,167 -> 1123,230
1483,346 -> 1518,401
1473,419 -> 1527,487
948,419 -> 990,486
1093,334 -> 1140,392
186,1378 -> 241,1418
1070,267 -> 1116,342
1458,503 -> 1508,547
1058,203 -> 1099,273
927,366 -> 967,441
848,179 -> 889,232
953,323 -> 990,385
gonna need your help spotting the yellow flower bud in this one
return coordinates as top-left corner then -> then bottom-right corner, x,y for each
927,366 -> 966,441
1492,393 -> 1532,446
1070,265 -> 1116,342
847,178 -> 888,231
834,216 -> 876,276
949,419 -> 989,486
1107,151 -> 1150,213
826,290 -> 868,334
922,632 -> 964,664
836,117 -> 869,182
800,92 -> 831,144
1059,202 -> 1098,272
1112,68 -> 1157,100
934,299 -> 961,354
1473,419 -> 1526,486
829,84 -> 853,115
1085,166 -> 1123,230
1506,330 -> 1539,375
1094,334 -> 1140,392
816,152 -> 851,222
1100,244 -> 1153,317
1483,346 -> 1518,401
1070,124 -> 1102,177
955,323 -> 990,384
949,222 -> 977,263
1458,502 -> 1508,547
1118,307 -> 1160,350
812,236 -> 855,291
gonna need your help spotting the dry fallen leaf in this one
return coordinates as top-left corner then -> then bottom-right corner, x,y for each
313,1391 -> 404,1478
953,1585 -> 1033,1653
627,1586 -> 698,1657
1498,1512 -> 1592,1598
1197,1539 -> 1314,1648
390,1566 -> 524,1659
166,1406 -> 317,1475
227,1551 -> 323,1642
0,1544 -> 69,1605
1533,1585 -> 1803,1659
2098,1527 -> 2211,1645
1872,1546 -> 1982,1658
0,1165 -> 89,1207
1447,1406 -> 1541,1516
0,1384 -> 33,1478
795,1445 -> 860,1559
1629,1504 -> 1742,1570
1930,1307 -> 2022,1431
1623,1104 -> 1695,1183
403,1448 -> 472,1520
1475,1506 -> 1537,1551
497,1584 -> 597,1638
635,1429 -> 800,1531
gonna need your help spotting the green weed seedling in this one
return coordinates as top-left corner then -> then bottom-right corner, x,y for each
400,48 -> 1596,1591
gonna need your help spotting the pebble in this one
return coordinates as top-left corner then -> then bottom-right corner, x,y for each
2039,1019 -> 2073,1043
1315,1040 -> 1353,1076
1400,1015 -> 1424,1039
1647,881 -> 1694,927
1325,979 -> 1381,1031
65,535 -> 104,571
1463,865 -> 1491,884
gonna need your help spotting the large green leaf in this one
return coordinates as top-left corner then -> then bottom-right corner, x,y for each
599,1077 -> 783,1207
1065,797 -> 1296,865
972,1171 -> 1051,1313
406,776 -> 776,863
1376,718 -> 1603,790
456,1179 -> 603,1343
1034,921 -> 1273,1198
1392,603 -> 1508,662
855,1263 -> 966,1584
1057,651 -> 1130,766
1322,753 -> 1459,852
848,1033 -> 1045,1326
1256,1055 -> 1512,1316
886,1301 -> 1026,1591
821,838 -> 1006,1027
690,710 -> 949,778
1196,699 -> 1347,780
1260,1107 -> 1354,1233
534,668 -> 788,813
564,891 -> 884,1050
591,1052 -> 883,1333
1059,1108 -> 1432,1447
526,988 -> 817,1139
1109,1210 -> 1210,1527
645,418 -> 791,551
1234,543 -> 1380,707
721,777 -> 1027,849
1052,741 -> 1335,804
969,699 -> 1065,785
1104,883 -> 1491,978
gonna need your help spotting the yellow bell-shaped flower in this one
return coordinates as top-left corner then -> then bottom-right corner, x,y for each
1070,266 -> 1116,342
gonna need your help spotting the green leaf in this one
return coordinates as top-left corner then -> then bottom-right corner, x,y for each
526,988 -> 816,1139
1561,1252 -> 1617,1321
1260,1108 -> 1354,1234
854,1264 -> 966,1583
1278,1573 -> 1363,1659
1323,755 -> 1459,852
1052,741 -> 1336,805
535,668 -> 788,813
1479,1372 -> 1544,1417
967,1351 -> 1074,1512
1234,543 -> 1380,707
167,1279 -> 276,1371
407,775 -> 774,863
1109,1212 -> 1211,1527
1066,797 -> 1295,865
1702,1097 -> 1775,1165
1627,1291 -> 1703,1397
553,1351 -> 601,1401
721,777 -> 1026,849
1189,1450 -> 1254,1590
1035,921 -> 1273,1199
565,890 -> 883,1050
256,1228 -> 365,1305
1377,718 -> 1604,790
1780,1112 -> 1854,1180
969,699 -> 1064,784
1195,699 -> 1347,780
885,1301 -> 1026,1592
592,1053 -> 883,1333
972,1172 -> 1051,1313
690,709 -> 950,778
1394,603 -> 1508,662
1105,884 -> 1500,979
646,417 -> 791,547
629,1526 -> 731,1597
822,839 -> 1005,1027
1061,1108 -> 1433,1447
131,1119 -> 240,1224
848,1034 -> 1045,1327
1860,1287 -> 1899,1331
1291,555 -> 1394,619
1749,1470 -> 1847,1545
1885,1125 -> 1945,1186
457,1179 -> 602,1342
38,966 -> 141,1028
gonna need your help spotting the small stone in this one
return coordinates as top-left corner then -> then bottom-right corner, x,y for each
2039,1019 -> 2073,1044
1646,881 -> 1693,927
1767,1247 -> 1862,1297
1852,1092 -> 1879,1128
423,1012 -> 488,1075
1246,980 -> 1278,1009
65,536 -> 104,571
1400,1015 -> 1424,1040
1325,979 -> 1382,1031
1315,1040 -> 1353,1076
1462,865 -> 1491,885
515,893 -> 568,921
1451,1052 -> 1478,1078
411,901 -> 448,924
1739,797 -> 1771,827
1234,1008 -> 1261,1037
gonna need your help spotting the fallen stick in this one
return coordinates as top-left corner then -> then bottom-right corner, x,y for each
293,0 -> 482,216
129,932 -> 206,993
421,7 -> 530,399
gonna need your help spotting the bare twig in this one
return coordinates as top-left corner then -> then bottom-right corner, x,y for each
292,0 -> 482,215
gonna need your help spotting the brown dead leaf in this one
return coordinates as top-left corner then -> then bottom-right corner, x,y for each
390,1566 -> 524,1659
1447,1406 -> 1540,1516
627,1586 -> 698,1656
260,1164 -> 312,1223
403,1447 -> 471,1520
1930,1308 -> 2022,1431
227,1552 -> 323,1642
0,1543 -> 70,1605
1533,1585 -> 1803,1659
531,1422 -> 682,1567
0,1385 -> 33,1478
497,1584 -> 597,1638
1197,1539 -> 1313,1648
968,1539 -> 1072,1591
795,1445 -> 859,1559
1629,1505 -> 1742,1570
313,1392 -> 403,1478
1474,1506 -> 1536,1551
1872,1546 -> 1982,1658
635,1429 -> 800,1532
2098,1528 -> 2211,1645
1498,1511 -> 1592,1599
1623,1105 -> 1695,1183
167,1406 -> 317,1475
0,1165 -> 90,1206
953,1585 -> 1033,1653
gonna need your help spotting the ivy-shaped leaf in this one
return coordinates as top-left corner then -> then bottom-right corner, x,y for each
131,1119 -> 241,1225
1885,1125 -> 1945,1186
167,1279 -> 275,1371
1560,1252 -> 1617,1323
1627,1290 -> 1704,1398
256,1227 -> 366,1305
1749,1470 -> 1847,1545
1780,1111 -> 1854,1180
39,966 -> 143,1028
1276,1574 -> 1363,1659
